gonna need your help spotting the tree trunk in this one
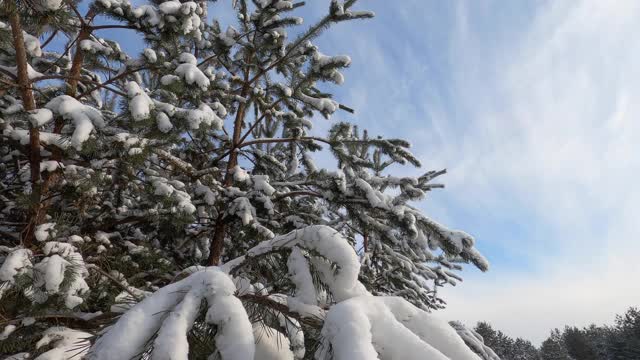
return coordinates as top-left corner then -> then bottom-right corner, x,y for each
363,231 -> 369,253
207,81 -> 251,266
66,13 -> 94,98
10,10 -> 39,247
35,8 -> 95,248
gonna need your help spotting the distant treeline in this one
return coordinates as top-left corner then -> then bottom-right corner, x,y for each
472,306 -> 640,360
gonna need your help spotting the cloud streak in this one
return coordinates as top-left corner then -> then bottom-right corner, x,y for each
432,0 -> 640,344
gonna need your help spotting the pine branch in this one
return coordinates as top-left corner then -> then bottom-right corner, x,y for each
40,30 -> 58,49
78,65 -> 149,99
239,136 -> 331,148
87,264 -> 143,301
66,8 -> 96,97
0,312 -> 118,330
247,13 -> 334,85
239,293 -> 324,328
32,75 -> 127,97
274,190 -> 323,201
90,24 -> 137,31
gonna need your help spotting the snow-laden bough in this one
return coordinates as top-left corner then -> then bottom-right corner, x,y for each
88,226 -> 481,360
87,268 -> 253,360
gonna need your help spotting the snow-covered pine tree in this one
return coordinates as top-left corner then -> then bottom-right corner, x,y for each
0,0 -> 490,358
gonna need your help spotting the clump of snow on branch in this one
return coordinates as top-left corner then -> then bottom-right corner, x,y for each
0,241 -> 89,309
175,53 -> 210,90
126,81 -> 154,121
28,108 -> 54,127
45,96 -> 105,150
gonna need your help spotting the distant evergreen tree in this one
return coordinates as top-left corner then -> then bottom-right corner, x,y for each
609,307 -> 640,359
540,329 -> 572,360
469,306 -> 640,360
475,321 -> 512,356
473,321 -> 539,360
511,338 -> 540,360
563,326 -> 598,360
582,324 -> 613,360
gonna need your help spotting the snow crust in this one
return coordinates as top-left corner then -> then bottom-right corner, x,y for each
0,248 -> 33,284
37,0 -> 63,11
254,324 -> 295,360
32,242 -> 90,309
185,103 -> 221,129
35,222 -> 56,242
0,324 -> 17,340
143,48 -> 158,63
0,241 -> 88,309
156,111 -> 174,132
0,64 -> 43,79
80,223 -> 487,359
176,53 -> 210,89
34,327 -> 92,360
80,39 -> 113,55
28,108 -> 54,127
287,247 -> 316,305
150,176 -> 196,214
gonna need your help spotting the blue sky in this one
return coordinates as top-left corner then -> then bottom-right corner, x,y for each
301,0 -> 640,344
98,0 -> 639,345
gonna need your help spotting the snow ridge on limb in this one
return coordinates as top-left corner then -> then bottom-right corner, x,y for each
87,268 -> 254,360
450,321 -> 502,360
319,296 -> 481,360
227,226 -> 481,359
33,327 -> 92,360
222,225 -> 367,301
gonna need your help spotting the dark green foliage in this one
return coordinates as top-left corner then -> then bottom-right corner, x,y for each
539,329 -> 571,360
563,326 -> 598,360
474,321 -> 540,360
609,307 -> 640,359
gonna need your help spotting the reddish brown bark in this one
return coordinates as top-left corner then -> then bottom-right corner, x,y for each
13,7 -> 95,246
66,9 -> 95,98
207,80 -> 251,266
10,10 -> 40,247
35,10 -> 97,244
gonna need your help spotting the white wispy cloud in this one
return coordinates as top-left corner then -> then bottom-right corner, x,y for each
431,0 -> 640,344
